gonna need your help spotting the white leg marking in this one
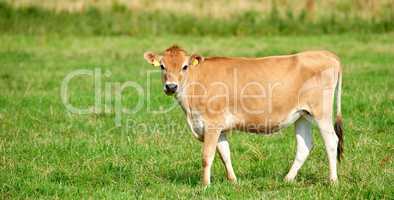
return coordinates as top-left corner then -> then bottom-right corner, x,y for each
217,133 -> 237,182
285,117 -> 313,181
317,119 -> 338,182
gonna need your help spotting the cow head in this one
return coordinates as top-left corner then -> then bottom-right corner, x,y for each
144,45 -> 204,95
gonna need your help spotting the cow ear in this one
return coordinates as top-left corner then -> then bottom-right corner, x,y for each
189,54 -> 204,66
144,51 -> 161,67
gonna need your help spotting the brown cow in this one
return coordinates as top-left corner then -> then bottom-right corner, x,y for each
144,45 -> 343,186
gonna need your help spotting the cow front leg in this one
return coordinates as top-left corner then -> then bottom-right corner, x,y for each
202,128 -> 221,186
217,133 -> 237,183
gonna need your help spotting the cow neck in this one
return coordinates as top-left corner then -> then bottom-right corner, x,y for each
176,67 -> 196,118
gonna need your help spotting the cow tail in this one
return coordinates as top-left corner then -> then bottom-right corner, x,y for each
334,71 -> 344,162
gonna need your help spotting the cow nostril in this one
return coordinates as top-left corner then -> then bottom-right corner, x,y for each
165,83 -> 178,92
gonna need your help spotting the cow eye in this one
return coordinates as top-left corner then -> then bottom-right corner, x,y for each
160,64 -> 165,70
182,64 -> 188,71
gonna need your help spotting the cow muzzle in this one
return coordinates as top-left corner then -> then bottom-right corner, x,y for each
164,83 -> 178,95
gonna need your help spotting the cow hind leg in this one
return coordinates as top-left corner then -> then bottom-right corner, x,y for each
285,117 -> 313,181
317,119 -> 339,183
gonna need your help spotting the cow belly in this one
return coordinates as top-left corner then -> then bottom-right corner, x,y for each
237,109 -> 307,134
234,110 -> 304,134
236,122 -> 280,134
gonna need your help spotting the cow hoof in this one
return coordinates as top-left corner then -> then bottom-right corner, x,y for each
329,178 -> 338,185
202,181 -> 210,189
228,176 -> 237,183
202,184 -> 210,190
284,175 -> 295,182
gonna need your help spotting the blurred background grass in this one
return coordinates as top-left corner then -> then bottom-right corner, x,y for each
1,1 -> 394,199
1,0 -> 394,36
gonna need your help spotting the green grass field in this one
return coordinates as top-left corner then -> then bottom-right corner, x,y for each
1,33 -> 393,199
